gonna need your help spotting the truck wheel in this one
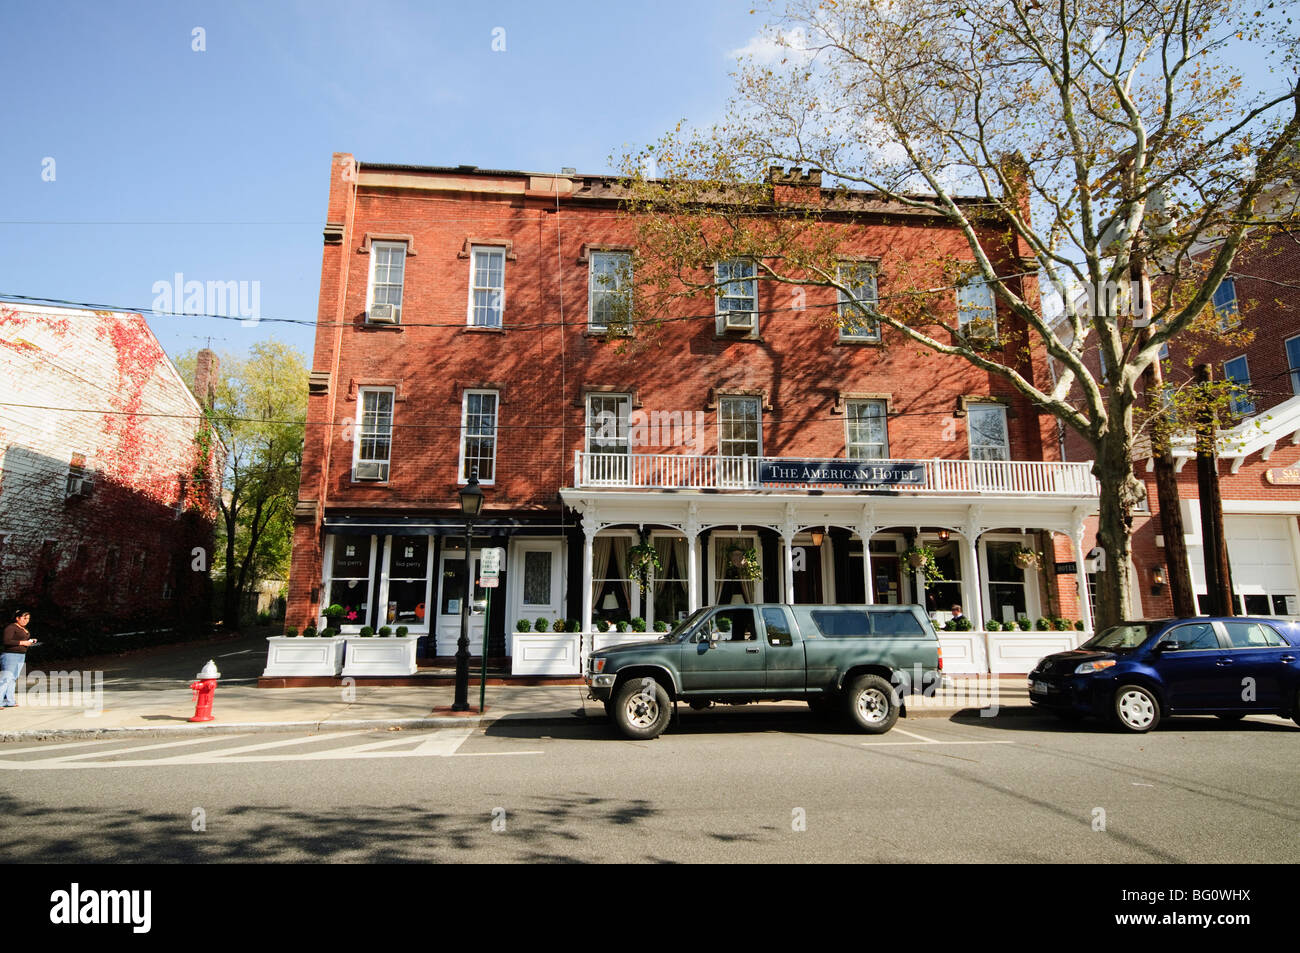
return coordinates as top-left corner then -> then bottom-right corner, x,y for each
1113,684 -> 1160,733
613,677 -> 671,740
845,675 -> 899,734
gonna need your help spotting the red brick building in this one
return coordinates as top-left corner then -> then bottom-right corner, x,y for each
1064,224 -> 1300,618
287,153 -> 1102,673
0,304 -> 221,637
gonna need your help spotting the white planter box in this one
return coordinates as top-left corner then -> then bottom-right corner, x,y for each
937,633 -> 987,674
592,632 -> 660,653
262,636 -> 346,677
984,630 -> 1082,673
511,634 -> 581,675
340,637 -> 419,677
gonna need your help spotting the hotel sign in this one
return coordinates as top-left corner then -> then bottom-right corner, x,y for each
1265,466 -> 1300,486
759,460 -> 926,487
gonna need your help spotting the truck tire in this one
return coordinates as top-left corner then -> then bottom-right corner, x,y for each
612,677 -> 671,740
845,674 -> 899,734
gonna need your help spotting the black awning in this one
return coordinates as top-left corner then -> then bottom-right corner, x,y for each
322,514 -> 574,536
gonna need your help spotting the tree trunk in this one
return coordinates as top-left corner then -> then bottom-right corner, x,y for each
1091,435 -> 1141,629
222,505 -> 240,629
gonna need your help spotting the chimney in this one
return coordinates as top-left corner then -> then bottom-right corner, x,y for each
194,348 -> 218,410
768,166 -> 823,206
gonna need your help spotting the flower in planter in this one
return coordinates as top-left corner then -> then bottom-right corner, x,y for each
345,608 -> 359,622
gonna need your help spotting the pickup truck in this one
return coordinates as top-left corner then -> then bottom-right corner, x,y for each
584,603 -> 943,739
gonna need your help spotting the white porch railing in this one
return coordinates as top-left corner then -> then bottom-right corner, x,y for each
574,452 -> 1097,497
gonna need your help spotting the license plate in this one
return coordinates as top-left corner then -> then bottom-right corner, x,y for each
1032,680 -> 1050,694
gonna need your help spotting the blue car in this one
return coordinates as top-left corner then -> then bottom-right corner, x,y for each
1028,617 -> 1300,732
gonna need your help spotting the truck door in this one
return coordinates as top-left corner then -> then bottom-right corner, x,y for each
762,607 -> 805,691
680,607 -> 765,692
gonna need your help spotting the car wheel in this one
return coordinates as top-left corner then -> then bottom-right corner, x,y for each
1113,684 -> 1160,733
845,675 -> 899,734
1215,713 -> 1246,722
612,677 -> 671,740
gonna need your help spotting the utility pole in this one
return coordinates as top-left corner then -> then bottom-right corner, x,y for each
1195,363 -> 1235,615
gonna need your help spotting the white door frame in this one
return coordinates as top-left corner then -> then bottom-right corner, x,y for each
436,547 -> 486,656
508,538 -> 566,653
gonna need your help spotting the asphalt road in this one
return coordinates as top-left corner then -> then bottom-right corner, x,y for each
0,709 -> 1296,863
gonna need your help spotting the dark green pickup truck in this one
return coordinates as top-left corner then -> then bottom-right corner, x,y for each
584,603 -> 943,739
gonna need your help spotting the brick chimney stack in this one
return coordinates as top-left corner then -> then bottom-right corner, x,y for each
768,166 -> 823,206
194,348 -> 218,410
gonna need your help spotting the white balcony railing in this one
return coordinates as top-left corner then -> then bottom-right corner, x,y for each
574,452 -> 1098,497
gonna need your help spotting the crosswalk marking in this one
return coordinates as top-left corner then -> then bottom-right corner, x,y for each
860,727 -> 1016,748
0,727 -> 538,769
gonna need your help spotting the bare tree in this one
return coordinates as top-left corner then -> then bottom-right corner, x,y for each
618,0 -> 1300,625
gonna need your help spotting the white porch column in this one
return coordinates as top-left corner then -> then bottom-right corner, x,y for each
962,507 -> 986,626
1071,525 -> 1095,633
783,534 -> 796,604
581,522 -> 596,635
857,516 -> 875,604
685,504 -> 700,612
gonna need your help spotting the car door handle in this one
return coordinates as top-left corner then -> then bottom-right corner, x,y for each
1215,658 -> 1234,666
1281,655 -> 1296,663
745,647 -> 760,654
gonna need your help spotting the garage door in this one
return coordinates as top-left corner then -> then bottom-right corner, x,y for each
1188,515 -> 1300,616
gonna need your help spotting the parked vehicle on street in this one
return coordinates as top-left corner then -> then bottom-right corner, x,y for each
1028,617 -> 1300,732
584,603 -> 942,739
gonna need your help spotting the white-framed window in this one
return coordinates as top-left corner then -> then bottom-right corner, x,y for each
1213,277 -> 1239,330
715,259 -> 757,333
956,275 -> 997,336
586,394 -> 631,455
468,246 -> 506,328
366,241 -> 406,323
325,533 -> 377,631
718,396 -> 761,458
1285,334 -> 1300,395
845,400 -> 889,459
711,531 -> 762,605
459,389 -> 499,484
1224,355 -> 1254,416
64,452 -> 93,499
378,535 -> 434,632
837,262 -> 880,341
968,403 -> 1010,461
589,251 -> 633,331
353,388 -> 394,481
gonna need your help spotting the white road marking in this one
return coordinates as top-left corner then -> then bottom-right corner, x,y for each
217,650 -> 257,657
860,727 -> 1015,747
0,738 -> 122,755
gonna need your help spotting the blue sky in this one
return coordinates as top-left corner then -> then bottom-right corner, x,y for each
0,0 -> 760,362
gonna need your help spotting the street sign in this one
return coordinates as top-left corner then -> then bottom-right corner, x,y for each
1054,561 -> 1077,574
480,547 -> 504,578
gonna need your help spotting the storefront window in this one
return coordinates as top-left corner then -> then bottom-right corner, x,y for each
329,534 -> 372,626
653,535 -> 689,623
985,540 -> 1030,624
385,535 -> 430,627
715,535 -> 760,604
921,540 -> 963,616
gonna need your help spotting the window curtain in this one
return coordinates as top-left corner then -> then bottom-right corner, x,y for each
590,536 -> 612,611
612,536 -> 631,607
714,536 -> 757,603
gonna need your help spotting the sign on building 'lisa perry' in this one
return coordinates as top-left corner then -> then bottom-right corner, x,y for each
758,460 -> 926,487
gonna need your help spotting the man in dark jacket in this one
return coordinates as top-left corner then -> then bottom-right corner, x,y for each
1,608 -> 35,708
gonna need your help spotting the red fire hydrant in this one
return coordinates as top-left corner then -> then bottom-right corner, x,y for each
189,659 -> 221,723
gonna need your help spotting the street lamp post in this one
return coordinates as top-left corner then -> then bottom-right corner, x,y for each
454,472 -> 484,711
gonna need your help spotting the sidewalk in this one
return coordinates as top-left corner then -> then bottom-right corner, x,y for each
0,674 -> 1033,741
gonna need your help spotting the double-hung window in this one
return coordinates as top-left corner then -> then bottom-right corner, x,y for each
354,388 -> 394,481
837,262 -> 881,342
367,242 -> 406,323
968,404 -> 1010,461
716,259 -> 757,333
468,246 -> 506,328
845,400 -> 889,459
586,394 -> 631,483
718,396 -> 761,460
956,276 -> 997,336
589,251 -> 633,332
1213,278 -> 1239,330
1224,355 -> 1254,416
460,390 -> 499,483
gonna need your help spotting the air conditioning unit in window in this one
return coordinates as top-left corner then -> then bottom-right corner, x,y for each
723,311 -> 755,332
65,473 -> 94,500
368,304 -> 400,324
353,462 -> 389,481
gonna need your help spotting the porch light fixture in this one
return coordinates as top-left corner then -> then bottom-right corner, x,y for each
453,471 -> 484,711
811,530 -> 824,548
937,529 -> 950,542
1151,565 -> 1167,595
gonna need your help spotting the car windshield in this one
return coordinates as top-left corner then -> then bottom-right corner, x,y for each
664,608 -> 709,642
1081,623 -> 1151,651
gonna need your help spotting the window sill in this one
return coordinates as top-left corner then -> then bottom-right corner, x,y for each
713,333 -> 765,343
463,325 -> 506,334
585,329 -> 634,340
359,321 -> 404,332
835,337 -> 883,347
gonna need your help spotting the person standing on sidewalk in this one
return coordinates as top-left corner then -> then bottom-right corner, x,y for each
1,608 -> 36,708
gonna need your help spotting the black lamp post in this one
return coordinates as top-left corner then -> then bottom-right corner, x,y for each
454,472 -> 484,711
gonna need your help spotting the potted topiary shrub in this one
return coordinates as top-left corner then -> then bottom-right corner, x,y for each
985,619 -> 1001,631
654,620 -> 670,632
1035,617 -> 1051,631
1074,620 -> 1085,631
396,626 -> 409,637
630,617 -> 647,632
534,617 -> 550,633
1053,617 -> 1071,631
359,626 -> 374,638
954,616 -> 973,631
322,604 -> 344,629
569,619 -> 583,633
284,625 -> 298,638
515,619 -> 532,632
616,620 -> 630,633
302,625 -> 318,638
378,626 -> 392,637
1016,616 -> 1031,631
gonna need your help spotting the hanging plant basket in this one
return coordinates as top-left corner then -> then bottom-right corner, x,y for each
902,545 -> 946,583
725,544 -> 762,581
626,543 -> 663,593
1013,548 -> 1040,570
907,551 -> 927,569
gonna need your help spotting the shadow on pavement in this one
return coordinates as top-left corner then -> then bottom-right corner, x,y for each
947,710 -> 1300,734
486,705 -> 868,742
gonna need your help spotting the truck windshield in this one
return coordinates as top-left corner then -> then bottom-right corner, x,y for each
666,608 -> 709,642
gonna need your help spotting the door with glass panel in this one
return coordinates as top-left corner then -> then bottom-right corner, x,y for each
509,541 -> 564,654
436,548 -> 487,657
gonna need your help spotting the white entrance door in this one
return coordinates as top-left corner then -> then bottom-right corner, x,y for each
1188,515 -> 1300,615
509,540 -> 565,655
437,549 -> 487,657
